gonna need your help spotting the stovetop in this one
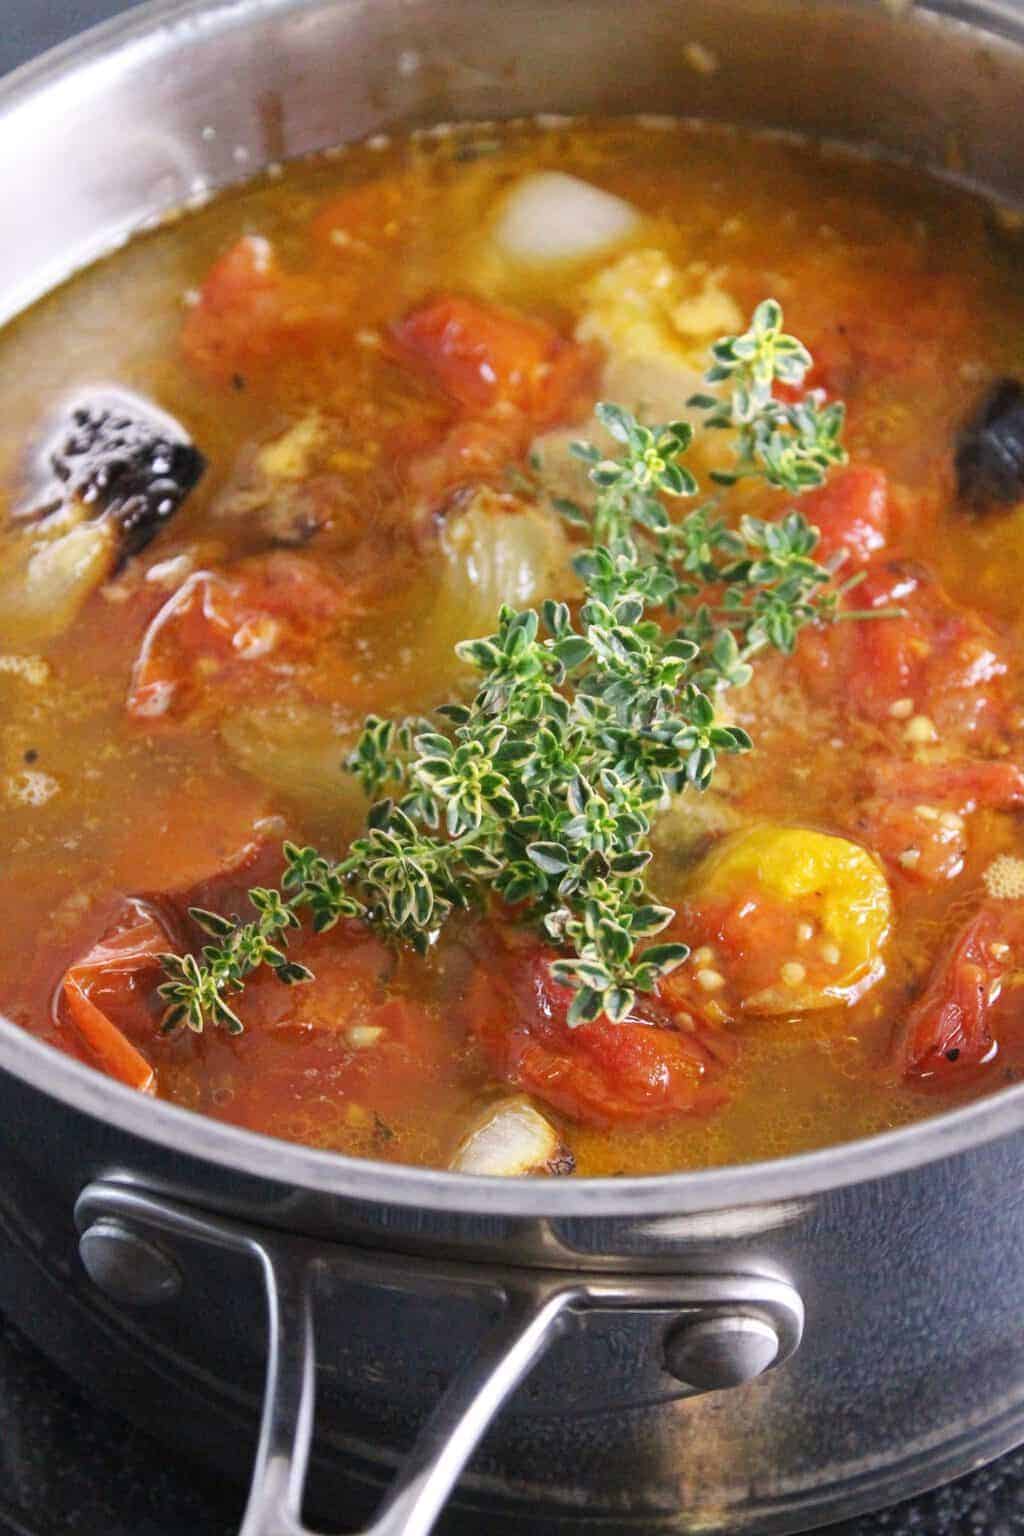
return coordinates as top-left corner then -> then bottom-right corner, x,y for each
2,1305 -> 1024,1536
4,4 -> 1024,1534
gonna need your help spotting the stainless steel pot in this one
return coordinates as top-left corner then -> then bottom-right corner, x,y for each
4,1 -> 1024,1531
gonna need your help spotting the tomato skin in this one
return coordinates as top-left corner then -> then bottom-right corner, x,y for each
798,559 -> 1011,740
802,465 -> 889,567
59,898 -> 177,1093
127,554 -> 348,723
853,799 -> 965,886
899,903 -> 1024,1079
204,926 -> 459,1145
392,295 -> 597,422
466,940 -> 732,1127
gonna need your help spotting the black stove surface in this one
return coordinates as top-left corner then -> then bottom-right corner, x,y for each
3,4 -> 1024,1534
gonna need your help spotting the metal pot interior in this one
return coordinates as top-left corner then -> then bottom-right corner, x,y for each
3,0 -> 1024,1214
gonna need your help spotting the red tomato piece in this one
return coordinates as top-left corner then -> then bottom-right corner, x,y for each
403,416 -> 536,507
465,940 -> 733,1127
59,898 -> 177,1093
206,925 -> 457,1144
854,760 -> 1024,886
866,758 -> 1024,812
798,562 -> 921,719
127,554 -> 348,723
801,465 -> 889,567
853,799 -> 966,885
392,294 -> 597,423
798,560 -> 1011,741
181,236 -> 343,385
899,903 -> 1024,1079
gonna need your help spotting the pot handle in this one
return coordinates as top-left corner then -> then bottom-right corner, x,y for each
75,1180 -> 804,1536
241,1243 -> 576,1536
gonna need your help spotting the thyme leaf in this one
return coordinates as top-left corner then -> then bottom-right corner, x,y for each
159,299 -> 870,1032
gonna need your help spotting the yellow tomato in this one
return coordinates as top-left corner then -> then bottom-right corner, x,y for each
694,825 -> 892,1013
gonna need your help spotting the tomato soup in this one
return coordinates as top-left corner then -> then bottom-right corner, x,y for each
3,118 -> 1024,1177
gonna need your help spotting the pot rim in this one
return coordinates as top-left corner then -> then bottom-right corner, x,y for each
4,1005 -> 1023,1216
4,0 -> 1024,1219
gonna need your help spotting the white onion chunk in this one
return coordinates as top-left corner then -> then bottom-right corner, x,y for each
494,172 -> 640,264
450,1097 -> 574,1177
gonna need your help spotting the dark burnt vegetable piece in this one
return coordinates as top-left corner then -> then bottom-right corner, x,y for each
23,389 -> 206,557
955,377 -> 1024,510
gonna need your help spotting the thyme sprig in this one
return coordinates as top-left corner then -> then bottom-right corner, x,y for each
159,300 -> 865,1032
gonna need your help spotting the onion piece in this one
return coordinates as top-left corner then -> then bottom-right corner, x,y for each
439,488 -> 580,632
450,1096 -> 575,1177
493,172 -> 640,264
0,517 -> 114,646
219,700 -> 365,823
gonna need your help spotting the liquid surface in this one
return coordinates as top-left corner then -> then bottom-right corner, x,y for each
2,118 -> 1024,1177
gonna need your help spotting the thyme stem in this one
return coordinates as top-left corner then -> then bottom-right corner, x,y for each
160,299 -> 863,1033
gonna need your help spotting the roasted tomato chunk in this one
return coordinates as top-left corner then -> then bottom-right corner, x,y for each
392,294 -> 597,422
127,553 -> 348,722
866,757 -> 1024,811
199,924 -> 458,1148
853,760 -> 1024,885
801,465 -> 889,567
58,898 -> 177,1093
465,937 -> 733,1127
391,295 -> 597,506
181,236 -> 343,385
798,560 -> 1012,741
899,901 -> 1024,1080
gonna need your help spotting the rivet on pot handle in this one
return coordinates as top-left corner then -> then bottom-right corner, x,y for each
75,1181 -> 804,1536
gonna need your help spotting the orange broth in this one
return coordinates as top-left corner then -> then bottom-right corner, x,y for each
2,117 -> 1024,1175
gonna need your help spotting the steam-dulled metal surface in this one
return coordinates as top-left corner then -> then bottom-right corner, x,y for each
7,1308 -> 1024,1535
7,2 -> 1024,1533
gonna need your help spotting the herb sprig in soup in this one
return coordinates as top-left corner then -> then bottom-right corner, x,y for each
161,300 -> 885,1035
3,117 -> 1024,1176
